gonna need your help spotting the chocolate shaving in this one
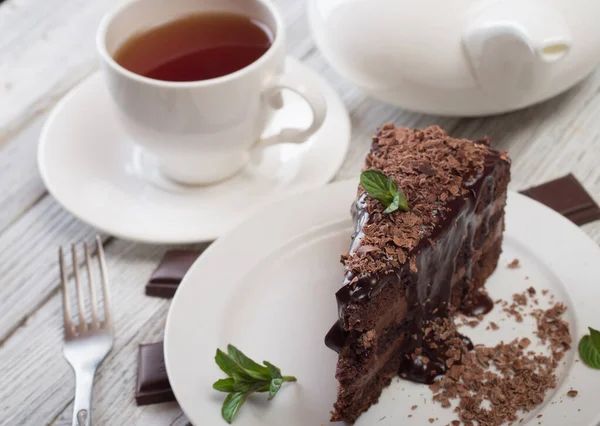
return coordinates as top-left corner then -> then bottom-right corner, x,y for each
430,287 -> 572,425
507,258 -> 520,269
431,339 -> 558,425
531,303 -> 572,359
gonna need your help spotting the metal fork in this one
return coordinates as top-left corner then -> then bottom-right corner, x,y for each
60,236 -> 114,426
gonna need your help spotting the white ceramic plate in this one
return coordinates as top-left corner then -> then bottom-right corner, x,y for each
165,180 -> 600,426
38,57 -> 350,243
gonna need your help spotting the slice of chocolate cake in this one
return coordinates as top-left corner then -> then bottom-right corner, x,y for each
325,125 -> 510,423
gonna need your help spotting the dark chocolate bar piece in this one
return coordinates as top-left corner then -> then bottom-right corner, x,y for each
136,342 -> 176,406
520,174 -> 600,226
146,250 -> 201,298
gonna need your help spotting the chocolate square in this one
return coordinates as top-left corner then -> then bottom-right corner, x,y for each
146,250 -> 202,298
135,342 -> 176,406
520,174 -> 600,226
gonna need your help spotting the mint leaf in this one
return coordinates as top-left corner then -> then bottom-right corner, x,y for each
268,378 -> 283,400
227,345 -> 271,381
221,392 -> 248,424
360,171 -> 394,205
386,177 -> 409,212
579,335 -> 600,369
360,170 -> 409,214
589,327 -> 600,351
386,176 -> 399,196
230,372 -> 255,392
215,349 -> 251,379
232,378 -> 270,393
263,361 -> 282,379
213,378 -> 236,392
384,193 -> 400,214
231,372 -> 270,393
214,345 -> 298,423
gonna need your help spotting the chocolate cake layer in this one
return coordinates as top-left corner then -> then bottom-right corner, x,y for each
326,125 -> 510,424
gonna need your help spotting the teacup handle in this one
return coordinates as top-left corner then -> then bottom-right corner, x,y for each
258,73 -> 327,148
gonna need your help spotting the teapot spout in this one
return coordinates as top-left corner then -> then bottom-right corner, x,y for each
463,0 -> 571,98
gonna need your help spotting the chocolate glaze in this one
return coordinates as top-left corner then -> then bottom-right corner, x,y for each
461,291 -> 495,317
399,333 -> 474,383
325,154 -> 502,384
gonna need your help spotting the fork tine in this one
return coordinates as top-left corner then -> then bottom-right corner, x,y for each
84,242 -> 100,330
71,244 -> 88,334
96,236 -> 112,329
59,247 -> 75,337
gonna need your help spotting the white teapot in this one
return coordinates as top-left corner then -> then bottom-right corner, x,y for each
308,0 -> 600,116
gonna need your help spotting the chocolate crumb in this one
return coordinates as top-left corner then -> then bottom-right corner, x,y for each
489,322 -> 499,331
567,390 -> 578,398
411,405 -> 418,410
508,258 -> 520,269
429,419 -> 435,424
519,337 -> 531,349
527,287 -> 536,296
512,293 -> 527,306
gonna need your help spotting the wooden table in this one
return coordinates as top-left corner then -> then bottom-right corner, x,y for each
1,0 -> 600,425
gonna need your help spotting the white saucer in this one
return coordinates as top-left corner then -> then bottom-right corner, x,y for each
165,181 -> 600,426
38,57 -> 350,243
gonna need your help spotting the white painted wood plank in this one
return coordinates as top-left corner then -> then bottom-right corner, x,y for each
0,0 -> 104,144
0,115 -> 48,234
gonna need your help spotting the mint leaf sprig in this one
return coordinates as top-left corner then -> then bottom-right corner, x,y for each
579,327 -> 600,369
213,345 -> 297,424
360,170 -> 409,214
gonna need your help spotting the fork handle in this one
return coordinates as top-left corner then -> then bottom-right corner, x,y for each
72,367 -> 95,426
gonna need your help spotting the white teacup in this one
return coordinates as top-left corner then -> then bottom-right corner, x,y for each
97,0 -> 327,185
